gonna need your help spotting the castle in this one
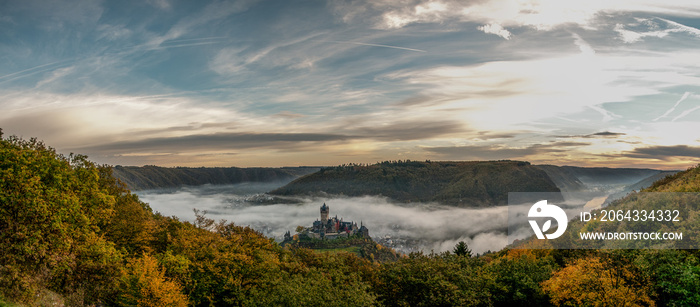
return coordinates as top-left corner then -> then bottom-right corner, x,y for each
284,203 -> 369,241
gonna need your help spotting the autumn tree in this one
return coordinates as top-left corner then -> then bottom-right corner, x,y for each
116,253 -> 188,307
542,256 -> 655,307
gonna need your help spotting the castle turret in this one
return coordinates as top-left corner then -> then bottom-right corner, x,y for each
360,221 -> 369,238
320,203 -> 329,223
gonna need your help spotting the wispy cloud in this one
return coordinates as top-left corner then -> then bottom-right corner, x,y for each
615,17 -> 700,43
423,142 -> 591,161
2,0 -> 700,168
78,132 -> 362,154
623,145 -> 700,160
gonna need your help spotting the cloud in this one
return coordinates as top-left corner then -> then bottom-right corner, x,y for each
477,23 -> 511,40
209,32 -> 327,75
96,24 -> 133,41
12,0 -> 104,29
146,0 -> 172,10
423,141 -> 590,160
615,17 -> 700,43
35,66 -> 75,88
623,145 -> 700,160
273,111 -> 306,119
159,0 -> 259,42
351,120 -> 465,141
78,132 -> 362,154
3,0 -> 700,170
71,118 -> 466,157
329,0 -> 700,40
586,131 -> 626,138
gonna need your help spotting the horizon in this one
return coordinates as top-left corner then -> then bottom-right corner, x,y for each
111,159 -> 685,171
2,1 -> 700,169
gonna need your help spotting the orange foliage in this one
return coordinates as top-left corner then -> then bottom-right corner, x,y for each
117,253 -> 188,307
542,256 -> 654,307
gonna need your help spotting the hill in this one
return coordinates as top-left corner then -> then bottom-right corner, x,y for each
534,165 -> 587,192
112,165 -> 319,190
513,163 -> 700,251
644,164 -> 700,192
270,160 -> 562,207
535,165 -> 671,192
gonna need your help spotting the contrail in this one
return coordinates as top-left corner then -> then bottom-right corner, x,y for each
0,61 -> 76,85
319,40 -> 427,53
0,60 -> 67,81
672,105 -> 700,122
150,41 -> 225,50
654,91 -> 692,121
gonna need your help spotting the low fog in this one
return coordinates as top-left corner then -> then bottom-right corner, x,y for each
135,182 -> 606,254
135,182 -> 520,254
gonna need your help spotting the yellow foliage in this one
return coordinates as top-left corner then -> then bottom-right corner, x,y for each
117,253 -> 188,307
542,256 -> 655,307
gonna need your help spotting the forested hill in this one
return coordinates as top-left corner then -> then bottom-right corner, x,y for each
112,165 -> 319,190
644,163 -> 700,192
270,160 -> 561,207
535,165 -> 671,192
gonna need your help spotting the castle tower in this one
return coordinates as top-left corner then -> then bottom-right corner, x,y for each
360,221 -> 369,238
320,203 -> 329,223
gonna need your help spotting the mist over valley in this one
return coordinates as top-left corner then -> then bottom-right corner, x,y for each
133,163 -> 675,255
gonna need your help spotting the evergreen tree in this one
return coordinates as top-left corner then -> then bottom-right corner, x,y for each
454,241 -> 472,257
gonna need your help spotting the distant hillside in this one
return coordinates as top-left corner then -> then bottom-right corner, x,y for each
557,166 -> 662,186
270,160 -> 561,207
112,165 -> 320,190
535,165 -> 672,192
513,164 -> 700,250
534,165 -> 587,192
603,170 -> 679,203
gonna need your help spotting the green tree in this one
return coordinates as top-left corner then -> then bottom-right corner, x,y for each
635,250 -> 700,307
487,251 -> 556,307
374,252 -> 496,306
453,241 -> 472,257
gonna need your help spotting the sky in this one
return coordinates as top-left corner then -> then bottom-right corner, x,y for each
2,0 -> 700,169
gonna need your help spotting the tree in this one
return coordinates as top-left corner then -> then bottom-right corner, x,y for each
453,241 -> 472,257
636,250 -> 700,306
541,256 -> 655,307
116,253 -> 188,307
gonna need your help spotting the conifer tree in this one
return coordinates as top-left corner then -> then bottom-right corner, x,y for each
453,241 -> 472,257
